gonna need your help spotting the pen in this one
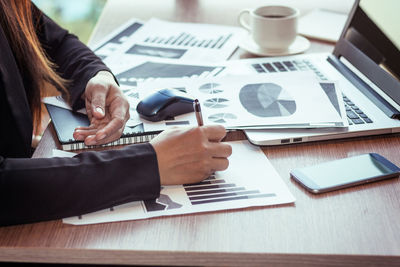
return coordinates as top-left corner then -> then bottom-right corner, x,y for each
193,99 -> 204,126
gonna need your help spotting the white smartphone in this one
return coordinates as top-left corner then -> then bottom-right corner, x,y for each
290,153 -> 400,194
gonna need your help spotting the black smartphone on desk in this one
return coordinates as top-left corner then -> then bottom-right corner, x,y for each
290,153 -> 400,194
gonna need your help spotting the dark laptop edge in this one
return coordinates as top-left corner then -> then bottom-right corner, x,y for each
327,0 -> 400,119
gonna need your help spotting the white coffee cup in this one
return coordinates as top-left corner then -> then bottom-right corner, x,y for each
238,5 -> 299,52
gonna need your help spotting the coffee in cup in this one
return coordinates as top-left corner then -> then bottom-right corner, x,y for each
238,5 -> 299,52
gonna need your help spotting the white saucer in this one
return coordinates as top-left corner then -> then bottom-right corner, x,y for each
239,35 -> 310,56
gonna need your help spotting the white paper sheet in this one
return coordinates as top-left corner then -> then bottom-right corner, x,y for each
105,18 -> 246,63
98,17 -> 244,87
90,18 -> 144,59
59,141 -> 295,225
106,56 -> 226,88
136,72 -> 347,131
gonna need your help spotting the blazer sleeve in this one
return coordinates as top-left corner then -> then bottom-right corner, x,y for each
0,143 -> 161,226
33,4 -> 112,110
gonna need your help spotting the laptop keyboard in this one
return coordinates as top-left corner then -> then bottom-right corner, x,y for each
251,59 -> 373,125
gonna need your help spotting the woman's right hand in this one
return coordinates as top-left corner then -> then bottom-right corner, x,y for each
150,125 -> 232,185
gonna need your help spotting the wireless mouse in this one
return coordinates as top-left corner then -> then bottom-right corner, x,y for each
136,88 -> 195,122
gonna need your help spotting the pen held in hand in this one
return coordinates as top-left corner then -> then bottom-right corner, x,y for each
193,99 -> 204,126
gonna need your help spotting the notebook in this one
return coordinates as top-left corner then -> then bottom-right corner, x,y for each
298,8 -> 348,43
45,103 -> 160,151
221,0 -> 400,146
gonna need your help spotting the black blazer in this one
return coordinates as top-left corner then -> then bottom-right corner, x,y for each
0,6 -> 160,226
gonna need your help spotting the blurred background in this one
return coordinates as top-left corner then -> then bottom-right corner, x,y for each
33,0 -> 107,44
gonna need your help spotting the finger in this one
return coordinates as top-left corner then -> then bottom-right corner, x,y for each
94,117 -> 125,142
209,142 -> 232,158
94,131 -> 122,145
209,158 -> 230,172
73,128 -> 98,141
84,129 -> 122,146
88,85 -> 108,119
74,125 -> 97,131
108,93 -> 130,123
202,125 -> 227,142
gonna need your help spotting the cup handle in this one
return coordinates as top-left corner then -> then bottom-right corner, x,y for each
238,9 -> 251,31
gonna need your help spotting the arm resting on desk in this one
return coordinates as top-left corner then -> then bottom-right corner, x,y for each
0,143 -> 161,226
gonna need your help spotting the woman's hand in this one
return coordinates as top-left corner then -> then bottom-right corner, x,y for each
73,71 -> 130,145
150,125 -> 232,185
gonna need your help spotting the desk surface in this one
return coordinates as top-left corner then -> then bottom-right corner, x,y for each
1,1 -> 400,266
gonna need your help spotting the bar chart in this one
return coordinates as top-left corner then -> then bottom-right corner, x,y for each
116,62 -> 225,86
184,175 -> 276,205
143,32 -> 233,49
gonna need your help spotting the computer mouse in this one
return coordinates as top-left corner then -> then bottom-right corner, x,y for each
136,88 -> 195,122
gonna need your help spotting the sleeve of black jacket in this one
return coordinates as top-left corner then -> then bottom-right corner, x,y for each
34,4 -> 112,110
0,144 -> 161,226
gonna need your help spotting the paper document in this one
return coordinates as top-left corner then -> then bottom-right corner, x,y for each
106,18 -> 246,63
108,57 -> 226,88
136,73 -> 347,131
100,17 -> 244,85
90,18 -> 144,60
59,141 -> 295,225
90,17 -> 244,94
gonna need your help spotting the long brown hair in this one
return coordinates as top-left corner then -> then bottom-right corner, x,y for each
0,0 -> 68,134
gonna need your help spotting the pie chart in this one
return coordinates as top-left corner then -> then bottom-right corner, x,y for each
203,98 -> 229,108
208,113 -> 237,123
239,83 -> 296,117
199,83 -> 223,94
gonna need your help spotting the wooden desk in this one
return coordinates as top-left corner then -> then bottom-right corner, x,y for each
1,1 -> 400,266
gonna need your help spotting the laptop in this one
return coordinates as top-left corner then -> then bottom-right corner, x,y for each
221,0 -> 400,146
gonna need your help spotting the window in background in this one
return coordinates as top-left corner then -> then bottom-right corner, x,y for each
33,0 -> 107,44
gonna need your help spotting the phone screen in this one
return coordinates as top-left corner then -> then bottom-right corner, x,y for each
291,153 -> 400,193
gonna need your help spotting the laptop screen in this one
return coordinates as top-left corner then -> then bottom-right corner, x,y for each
333,0 -> 400,108
358,0 -> 400,79
336,0 -> 400,79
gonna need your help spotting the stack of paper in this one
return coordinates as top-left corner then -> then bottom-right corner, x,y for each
135,73 -> 347,132
93,18 -> 246,84
90,17 -> 347,132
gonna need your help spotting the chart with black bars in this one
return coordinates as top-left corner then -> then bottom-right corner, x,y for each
94,22 -> 143,60
183,175 -> 276,205
143,32 -> 233,49
116,62 -> 225,86
251,60 -> 328,81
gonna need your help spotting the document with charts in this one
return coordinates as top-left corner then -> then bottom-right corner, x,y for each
90,18 -> 144,60
105,17 -> 246,64
136,72 -> 347,131
100,18 -> 245,88
60,141 -> 295,225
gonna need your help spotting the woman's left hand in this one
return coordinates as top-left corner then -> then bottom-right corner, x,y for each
73,71 -> 130,146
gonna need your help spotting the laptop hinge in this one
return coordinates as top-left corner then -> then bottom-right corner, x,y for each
327,55 -> 400,119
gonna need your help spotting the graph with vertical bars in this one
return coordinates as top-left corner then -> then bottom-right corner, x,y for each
143,32 -> 233,49
184,175 -> 276,205
63,141 -> 295,225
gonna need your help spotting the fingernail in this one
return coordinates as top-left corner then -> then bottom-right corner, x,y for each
95,106 -> 104,115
